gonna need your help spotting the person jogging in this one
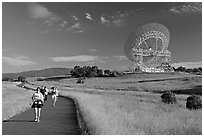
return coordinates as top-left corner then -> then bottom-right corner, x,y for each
44,86 -> 49,101
40,86 -> 46,100
31,87 -> 44,122
51,87 -> 59,106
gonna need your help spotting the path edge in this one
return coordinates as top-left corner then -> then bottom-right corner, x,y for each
73,99 -> 91,135
61,96 -> 91,135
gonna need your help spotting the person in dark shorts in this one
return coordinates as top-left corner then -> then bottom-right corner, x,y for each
51,87 -> 59,106
44,86 -> 49,101
31,87 -> 44,122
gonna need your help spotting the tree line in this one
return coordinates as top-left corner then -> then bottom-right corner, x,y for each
173,66 -> 202,74
2,66 -> 202,81
2,76 -> 26,82
70,65 -> 123,78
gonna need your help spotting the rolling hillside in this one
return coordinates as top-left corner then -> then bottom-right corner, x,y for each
172,61 -> 202,69
2,68 -> 72,79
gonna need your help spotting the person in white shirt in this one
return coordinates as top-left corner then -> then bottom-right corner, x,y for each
31,87 -> 44,122
51,87 -> 58,106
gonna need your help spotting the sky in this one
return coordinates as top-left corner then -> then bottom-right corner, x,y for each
2,2 -> 202,73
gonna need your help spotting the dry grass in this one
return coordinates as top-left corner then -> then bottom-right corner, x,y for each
2,82 -> 34,120
28,73 -> 202,134
51,73 -> 201,95
6,72 -> 201,135
58,89 -> 201,135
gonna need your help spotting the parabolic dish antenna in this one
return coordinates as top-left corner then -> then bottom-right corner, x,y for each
124,23 -> 173,72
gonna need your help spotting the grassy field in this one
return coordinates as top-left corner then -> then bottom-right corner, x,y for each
2,72 -> 202,134
28,72 -> 202,135
41,72 -> 201,95
58,88 -> 202,135
2,82 -> 34,120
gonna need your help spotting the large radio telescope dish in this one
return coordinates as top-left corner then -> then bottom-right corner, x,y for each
124,23 -> 172,72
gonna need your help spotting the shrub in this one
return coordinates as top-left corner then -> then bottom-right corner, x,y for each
18,76 -> 26,82
76,77 -> 85,84
161,91 -> 177,104
186,95 -> 202,110
37,78 -> 44,81
104,69 -> 112,76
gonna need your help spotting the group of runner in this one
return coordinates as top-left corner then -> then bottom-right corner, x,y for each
31,86 -> 59,122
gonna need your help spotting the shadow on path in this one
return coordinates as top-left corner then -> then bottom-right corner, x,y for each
3,120 -> 34,123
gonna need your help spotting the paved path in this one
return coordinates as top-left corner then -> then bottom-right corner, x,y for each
2,95 -> 81,135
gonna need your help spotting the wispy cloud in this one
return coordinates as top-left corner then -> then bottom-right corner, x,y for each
89,49 -> 98,52
50,55 -> 94,62
26,3 -> 143,33
100,9 -> 142,27
27,3 -> 53,19
101,16 -> 109,24
26,3 -> 86,34
59,20 -> 68,27
50,55 -> 128,63
100,12 -> 126,27
85,12 -> 93,20
3,55 -> 36,66
67,22 -> 85,33
112,55 -> 128,61
71,22 -> 81,28
169,3 -> 202,14
72,15 -> 79,20
50,55 -> 108,63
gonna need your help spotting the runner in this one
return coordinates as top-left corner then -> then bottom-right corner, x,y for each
40,86 -> 45,96
51,87 -> 59,106
31,87 -> 44,122
40,86 -> 47,102
44,86 -> 49,101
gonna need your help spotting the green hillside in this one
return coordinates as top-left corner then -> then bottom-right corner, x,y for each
2,68 -> 72,79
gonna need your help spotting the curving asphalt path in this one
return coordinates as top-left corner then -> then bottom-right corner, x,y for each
2,95 -> 81,135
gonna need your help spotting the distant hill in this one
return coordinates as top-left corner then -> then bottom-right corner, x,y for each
172,61 -> 202,69
2,68 -> 73,79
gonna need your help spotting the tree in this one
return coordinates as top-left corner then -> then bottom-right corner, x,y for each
104,69 -> 111,76
71,66 -> 84,78
161,91 -> 177,104
193,68 -> 200,73
87,66 -> 97,77
71,65 -> 105,78
186,95 -> 202,110
85,66 -> 92,77
185,68 -> 192,73
198,67 -> 202,72
177,66 -> 186,72
91,66 -> 98,72
18,76 -> 26,82
110,70 -> 123,77
17,76 -> 26,87
172,67 -> 176,72
97,69 -> 103,77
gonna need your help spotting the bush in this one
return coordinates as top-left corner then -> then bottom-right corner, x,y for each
186,95 -> 202,110
104,69 -> 112,76
37,78 -> 44,81
76,77 -> 85,84
18,76 -> 26,82
161,91 -> 177,104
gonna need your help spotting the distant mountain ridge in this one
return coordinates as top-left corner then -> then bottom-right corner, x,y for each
2,68 -> 72,79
